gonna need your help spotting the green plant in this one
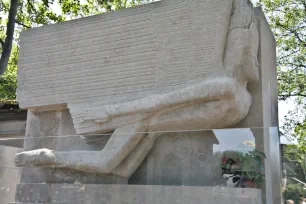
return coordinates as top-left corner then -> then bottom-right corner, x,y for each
220,149 -> 266,187
283,184 -> 306,204
241,149 -> 266,185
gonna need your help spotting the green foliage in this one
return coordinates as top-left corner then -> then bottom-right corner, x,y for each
258,0 -> 306,100
219,149 -> 266,186
258,0 -> 306,175
295,121 -> 306,155
58,0 -> 147,17
283,184 -> 306,204
284,145 -> 303,162
0,43 -> 18,100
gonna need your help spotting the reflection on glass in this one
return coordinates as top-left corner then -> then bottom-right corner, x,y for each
281,133 -> 306,204
214,129 -> 265,189
0,128 -> 270,204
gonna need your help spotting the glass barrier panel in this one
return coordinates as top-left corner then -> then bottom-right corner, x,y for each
0,128 -> 276,204
281,133 -> 306,204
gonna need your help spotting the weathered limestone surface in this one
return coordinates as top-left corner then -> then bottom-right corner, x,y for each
18,110 -> 127,184
129,130 -> 221,186
15,0 -> 261,179
0,146 -> 22,204
0,121 -> 25,138
0,121 -> 25,148
17,0 -> 233,109
254,9 -> 281,203
0,108 -> 25,204
14,184 -> 263,204
12,0 -> 279,203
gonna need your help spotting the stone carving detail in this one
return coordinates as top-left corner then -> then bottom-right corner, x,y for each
15,0 -> 259,178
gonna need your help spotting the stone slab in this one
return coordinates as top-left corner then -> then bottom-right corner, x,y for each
17,0 -> 233,109
14,184 -> 263,204
15,184 -> 50,202
0,121 -> 26,138
0,146 -> 22,204
129,130 -> 220,186
0,138 -> 24,148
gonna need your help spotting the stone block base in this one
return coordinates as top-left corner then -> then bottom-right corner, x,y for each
13,184 -> 262,204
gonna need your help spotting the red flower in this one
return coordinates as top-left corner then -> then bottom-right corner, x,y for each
221,156 -> 227,164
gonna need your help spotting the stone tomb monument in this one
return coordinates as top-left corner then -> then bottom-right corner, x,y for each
11,0 -> 280,203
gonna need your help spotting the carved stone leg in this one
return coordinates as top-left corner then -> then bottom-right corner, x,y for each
113,133 -> 160,178
15,122 -> 148,174
97,121 -> 148,173
15,149 -> 117,173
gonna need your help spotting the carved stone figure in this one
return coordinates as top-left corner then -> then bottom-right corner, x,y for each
15,0 -> 259,179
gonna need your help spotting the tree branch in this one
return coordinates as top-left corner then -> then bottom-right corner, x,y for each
16,20 -> 31,28
279,94 -> 306,100
0,39 -> 4,47
27,0 -> 38,14
292,30 -> 306,47
0,0 -> 18,75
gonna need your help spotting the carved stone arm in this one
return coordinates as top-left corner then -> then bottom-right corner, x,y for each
91,77 -> 239,123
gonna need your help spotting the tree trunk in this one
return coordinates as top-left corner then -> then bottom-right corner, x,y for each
0,0 -> 18,75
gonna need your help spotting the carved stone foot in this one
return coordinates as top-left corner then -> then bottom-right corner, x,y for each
15,148 -> 55,167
